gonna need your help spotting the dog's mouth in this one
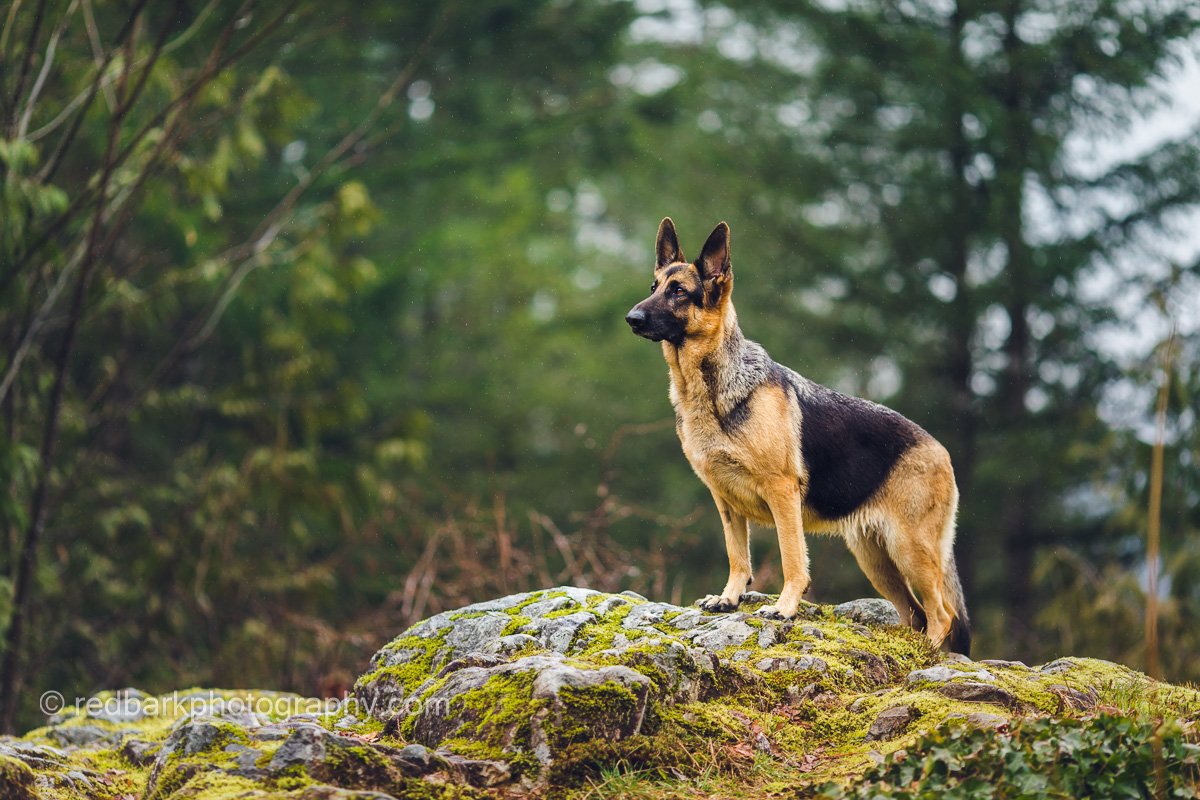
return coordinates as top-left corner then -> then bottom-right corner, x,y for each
633,328 -> 666,341
631,322 -> 684,344
628,320 -> 662,340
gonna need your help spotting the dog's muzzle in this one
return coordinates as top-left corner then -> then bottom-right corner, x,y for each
625,306 -> 648,334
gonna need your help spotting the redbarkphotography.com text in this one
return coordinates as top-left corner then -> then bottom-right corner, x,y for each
38,689 -> 440,723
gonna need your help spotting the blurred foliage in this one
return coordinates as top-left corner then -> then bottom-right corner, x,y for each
0,0 -> 1199,730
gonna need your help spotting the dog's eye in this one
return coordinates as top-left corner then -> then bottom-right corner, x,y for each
650,281 -> 659,292
672,285 -> 688,297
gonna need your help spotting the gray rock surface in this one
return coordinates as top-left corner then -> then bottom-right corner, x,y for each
485,633 -> 540,656
906,665 -> 996,685
268,725 -> 354,771
834,598 -> 901,626
684,614 -> 756,650
866,706 -> 916,740
906,665 -> 957,684
965,712 -> 1009,729
1047,684 -> 1099,710
756,656 -> 827,674
443,611 -> 512,657
520,611 -> 596,652
47,725 -> 117,748
938,682 -> 1017,706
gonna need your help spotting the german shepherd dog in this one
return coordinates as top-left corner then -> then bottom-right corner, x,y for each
625,218 -> 970,654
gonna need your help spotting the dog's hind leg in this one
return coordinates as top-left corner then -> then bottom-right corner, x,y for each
887,531 -> 951,644
698,493 -> 751,612
876,440 -> 970,653
846,526 -> 927,632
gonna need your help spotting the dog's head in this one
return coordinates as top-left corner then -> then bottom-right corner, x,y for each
625,218 -> 733,344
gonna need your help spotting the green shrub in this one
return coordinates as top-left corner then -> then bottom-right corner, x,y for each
811,714 -> 1200,799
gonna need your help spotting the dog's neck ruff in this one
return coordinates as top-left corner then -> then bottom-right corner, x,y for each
664,303 -> 773,425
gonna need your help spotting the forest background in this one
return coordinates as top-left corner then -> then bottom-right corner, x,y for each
1,0 -> 1198,732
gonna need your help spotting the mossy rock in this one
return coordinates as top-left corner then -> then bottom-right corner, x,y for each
351,587 -> 1200,789
0,754 -> 37,800
5,588 -> 1199,798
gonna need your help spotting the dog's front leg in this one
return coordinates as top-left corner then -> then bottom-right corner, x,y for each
697,493 -> 751,613
755,482 -> 810,620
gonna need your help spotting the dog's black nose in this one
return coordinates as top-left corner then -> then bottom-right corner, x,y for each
625,307 -> 646,329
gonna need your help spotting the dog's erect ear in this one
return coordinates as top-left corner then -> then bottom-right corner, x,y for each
696,222 -> 731,281
655,217 -> 685,270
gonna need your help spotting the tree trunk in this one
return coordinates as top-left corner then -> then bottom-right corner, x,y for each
998,0 -> 1036,654
944,0 -> 979,597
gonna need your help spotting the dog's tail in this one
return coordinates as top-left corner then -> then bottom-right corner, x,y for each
943,554 -> 972,656
940,485 -> 971,656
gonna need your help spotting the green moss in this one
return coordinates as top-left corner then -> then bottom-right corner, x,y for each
418,669 -> 543,750
0,755 -> 36,800
334,715 -> 386,742
145,722 -> 261,800
515,589 -> 569,610
656,700 -> 749,743
549,682 -> 643,750
585,641 -> 677,694
440,738 -> 540,777
272,773 -> 311,791
545,734 -> 694,788
353,630 -> 448,696
363,777 -> 492,800
307,742 -> 408,792
44,748 -> 146,800
500,613 -> 532,635
156,771 -> 266,799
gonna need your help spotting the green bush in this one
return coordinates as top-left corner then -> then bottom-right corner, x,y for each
812,715 -> 1200,799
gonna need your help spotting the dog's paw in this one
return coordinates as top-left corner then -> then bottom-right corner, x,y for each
753,604 -> 793,621
697,594 -> 739,613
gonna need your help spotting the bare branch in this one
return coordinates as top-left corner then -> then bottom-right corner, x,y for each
12,1 -> 281,279
0,2 -> 194,405
6,0 -> 47,134
0,242 -> 87,404
80,0 -> 117,111
30,0 -> 147,184
0,1 -> 23,119
30,0 -> 222,141
192,7 -> 451,342
0,0 -> 26,60
0,0 -> 133,727
17,0 -> 80,140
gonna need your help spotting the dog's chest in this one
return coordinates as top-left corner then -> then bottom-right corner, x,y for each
673,388 -> 773,523
676,406 -> 727,470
